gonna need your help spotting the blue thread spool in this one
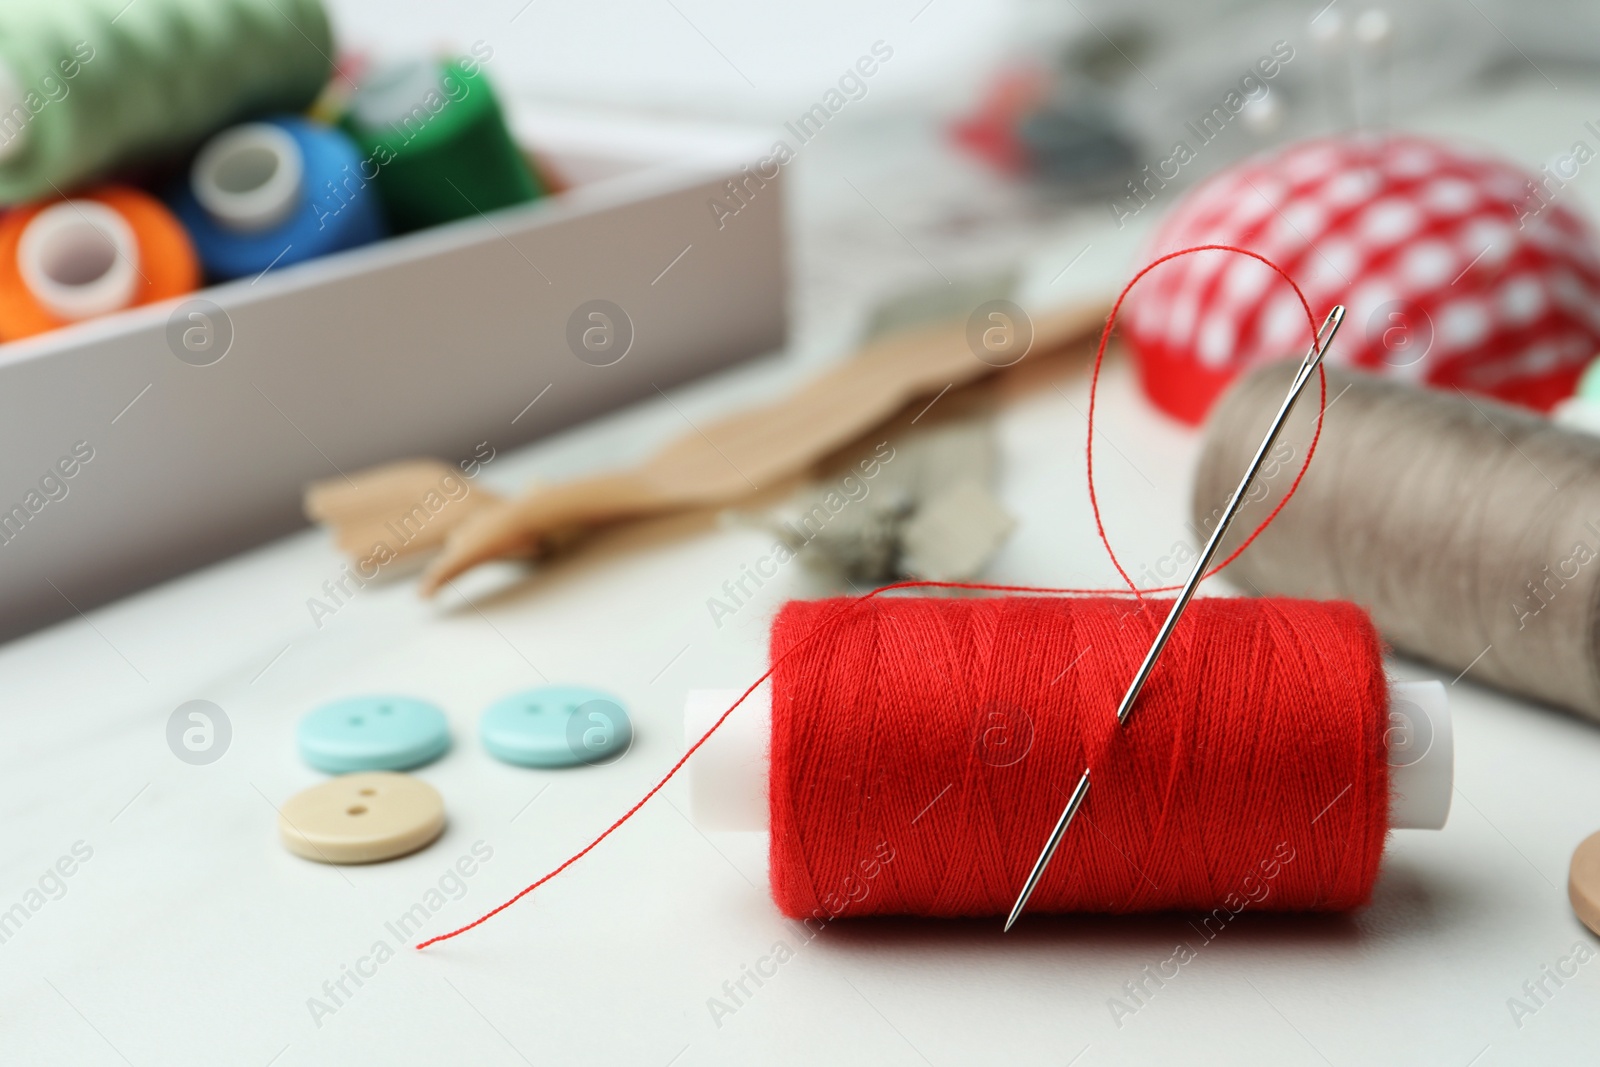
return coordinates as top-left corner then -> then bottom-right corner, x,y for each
168,115 -> 387,281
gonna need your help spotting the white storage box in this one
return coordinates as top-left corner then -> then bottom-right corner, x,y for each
0,110 -> 788,641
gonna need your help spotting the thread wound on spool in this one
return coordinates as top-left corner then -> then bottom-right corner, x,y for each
1196,363 -> 1600,722
169,116 -> 387,281
0,59 -> 27,162
344,57 -> 541,233
0,0 -> 333,204
0,187 -> 198,340
768,595 -> 1390,920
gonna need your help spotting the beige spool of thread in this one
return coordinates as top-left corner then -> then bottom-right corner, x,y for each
1194,363 -> 1600,721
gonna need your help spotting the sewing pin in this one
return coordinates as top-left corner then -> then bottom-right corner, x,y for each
1003,304 -> 1346,932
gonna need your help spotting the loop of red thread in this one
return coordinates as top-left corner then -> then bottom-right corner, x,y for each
767,595 -> 1389,919
1085,244 -> 1326,598
418,244 -> 1332,949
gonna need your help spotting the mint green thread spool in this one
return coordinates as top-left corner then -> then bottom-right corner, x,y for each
343,57 -> 542,233
0,0 -> 333,204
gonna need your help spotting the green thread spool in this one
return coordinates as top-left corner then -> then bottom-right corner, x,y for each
0,0 -> 333,204
343,57 -> 542,233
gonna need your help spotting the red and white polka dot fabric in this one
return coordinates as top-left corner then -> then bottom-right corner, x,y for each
1124,134 -> 1600,424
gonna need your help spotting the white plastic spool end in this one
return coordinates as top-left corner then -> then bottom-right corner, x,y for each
191,122 -> 304,234
1386,679 -> 1452,830
16,201 -> 141,322
350,59 -> 446,130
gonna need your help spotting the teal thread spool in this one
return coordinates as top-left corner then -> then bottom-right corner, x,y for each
343,56 -> 543,233
0,0 -> 333,204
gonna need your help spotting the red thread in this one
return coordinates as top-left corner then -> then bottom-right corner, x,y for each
1085,244 -> 1326,597
418,244 -> 1331,949
768,595 -> 1389,918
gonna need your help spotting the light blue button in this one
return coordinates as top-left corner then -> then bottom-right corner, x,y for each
298,695 -> 451,773
481,686 -> 632,768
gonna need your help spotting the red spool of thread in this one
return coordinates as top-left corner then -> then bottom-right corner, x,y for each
766,595 -> 1389,920
0,186 -> 199,342
413,242 -> 1414,952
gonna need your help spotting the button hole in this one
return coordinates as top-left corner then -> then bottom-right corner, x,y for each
358,788 -> 376,796
350,717 -> 364,726
347,805 -> 367,816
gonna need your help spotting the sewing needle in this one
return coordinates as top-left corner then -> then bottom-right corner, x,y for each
1003,304 -> 1346,932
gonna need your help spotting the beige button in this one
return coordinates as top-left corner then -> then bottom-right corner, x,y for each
1569,830 -> 1600,936
278,772 -> 445,864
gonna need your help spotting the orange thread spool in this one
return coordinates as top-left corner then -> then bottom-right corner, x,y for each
0,186 -> 199,342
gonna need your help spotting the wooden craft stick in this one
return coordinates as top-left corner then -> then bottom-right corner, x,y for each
303,301 -> 1108,591
414,300 -> 1108,593
305,458 -> 503,560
